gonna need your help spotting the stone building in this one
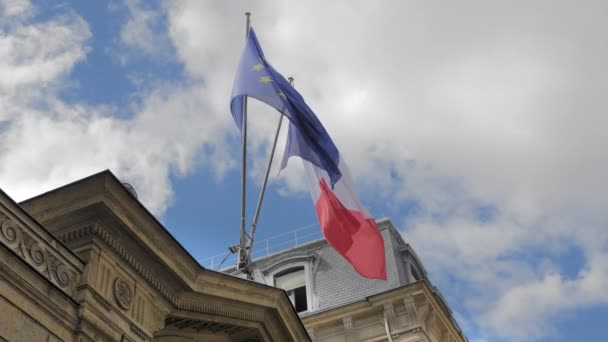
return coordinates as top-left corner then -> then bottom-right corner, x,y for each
227,219 -> 468,342
0,171 -> 308,341
0,169 -> 467,342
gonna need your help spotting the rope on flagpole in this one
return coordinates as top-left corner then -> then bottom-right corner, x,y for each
245,77 -> 294,266
237,12 -> 252,272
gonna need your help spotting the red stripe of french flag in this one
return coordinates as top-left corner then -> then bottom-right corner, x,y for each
303,159 -> 387,280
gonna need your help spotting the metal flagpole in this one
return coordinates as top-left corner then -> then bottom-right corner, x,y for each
245,77 -> 294,263
237,12 -> 251,271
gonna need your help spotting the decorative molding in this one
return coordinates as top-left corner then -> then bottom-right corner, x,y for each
58,223 -> 290,340
425,307 -> 437,335
311,250 -> 322,273
302,283 -> 465,342
57,224 -> 177,304
263,314 -> 287,342
342,316 -> 357,342
383,303 -> 399,335
130,324 -> 149,340
0,213 -> 79,296
343,316 -> 353,329
259,249 -> 321,276
93,290 -> 112,311
175,300 -> 263,323
114,277 -> 134,310
260,250 -> 322,311
418,300 -> 429,325
152,310 -> 166,332
404,296 -> 419,328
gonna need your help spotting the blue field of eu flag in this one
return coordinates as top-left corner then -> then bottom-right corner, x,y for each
230,27 -> 342,187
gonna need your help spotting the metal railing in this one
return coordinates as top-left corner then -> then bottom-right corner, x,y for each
199,223 -> 323,270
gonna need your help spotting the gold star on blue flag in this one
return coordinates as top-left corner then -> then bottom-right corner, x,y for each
230,27 -> 342,187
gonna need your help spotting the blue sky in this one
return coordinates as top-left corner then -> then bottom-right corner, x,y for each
2,1 -> 608,341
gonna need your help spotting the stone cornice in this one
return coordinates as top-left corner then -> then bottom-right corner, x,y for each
18,170 -> 309,341
0,201 -> 83,297
303,281 -> 465,342
175,299 -> 264,323
58,223 -> 178,304
100,182 -> 199,282
263,312 -> 287,342
20,171 -> 201,284
58,222 -> 308,341
130,323 -> 150,340
91,287 -> 112,311
416,281 -> 465,341
305,282 -> 418,321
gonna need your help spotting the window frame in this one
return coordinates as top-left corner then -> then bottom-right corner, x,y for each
274,267 -> 308,312
264,260 -> 316,313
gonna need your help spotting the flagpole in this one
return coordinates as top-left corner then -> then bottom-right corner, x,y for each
237,12 -> 251,271
246,77 -> 294,263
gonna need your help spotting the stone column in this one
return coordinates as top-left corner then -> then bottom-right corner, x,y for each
343,316 -> 358,342
383,303 -> 399,333
403,296 -> 419,328
424,308 -> 436,335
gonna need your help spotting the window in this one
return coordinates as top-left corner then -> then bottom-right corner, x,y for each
275,268 -> 308,313
411,264 -> 421,281
261,251 -> 321,312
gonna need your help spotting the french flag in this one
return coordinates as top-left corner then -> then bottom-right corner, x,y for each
231,27 -> 386,280
282,123 -> 387,280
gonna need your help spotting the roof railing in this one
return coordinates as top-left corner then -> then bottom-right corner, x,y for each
199,223 -> 323,270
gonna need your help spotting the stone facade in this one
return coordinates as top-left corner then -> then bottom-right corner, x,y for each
302,282 -> 466,342
0,171 -> 309,341
0,169 -> 466,342
227,219 -> 467,342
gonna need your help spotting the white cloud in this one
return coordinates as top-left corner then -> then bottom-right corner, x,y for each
0,1 -> 235,213
117,0 -> 173,62
0,86 -> 235,214
159,1 -> 608,339
0,0 -> 32,18
0,3 -> 89,97
483,253 -> 608,339
2,0 -> 608,340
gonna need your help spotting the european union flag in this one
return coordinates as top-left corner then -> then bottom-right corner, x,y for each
230,27 -> 342,187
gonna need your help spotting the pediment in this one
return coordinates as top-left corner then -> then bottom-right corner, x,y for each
14,170 -> 309,341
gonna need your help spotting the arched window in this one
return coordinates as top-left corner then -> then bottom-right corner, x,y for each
275,267 -> 308,313
260,250 -> 321,313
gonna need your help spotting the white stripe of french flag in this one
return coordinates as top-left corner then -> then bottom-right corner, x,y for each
303,159 -> 387,280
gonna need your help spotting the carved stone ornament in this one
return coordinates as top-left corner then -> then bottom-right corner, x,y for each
153,310 -> 166,331
114,277 -> 133,310
0,213 -> 76,295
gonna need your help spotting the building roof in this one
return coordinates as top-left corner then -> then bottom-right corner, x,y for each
15,170 -> 310,341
